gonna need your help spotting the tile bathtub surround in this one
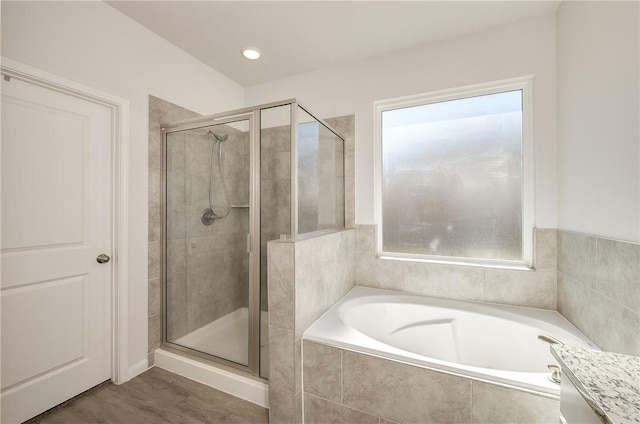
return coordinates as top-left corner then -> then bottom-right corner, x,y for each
355,225 -> 558,309
302,340 -> 559,424
267,229 -> 356,424
557,230 -> 640,356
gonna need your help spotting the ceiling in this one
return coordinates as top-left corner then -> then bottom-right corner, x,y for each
107,1 -> 561,87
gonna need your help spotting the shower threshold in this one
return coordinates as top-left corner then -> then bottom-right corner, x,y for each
172,307 -> 269,376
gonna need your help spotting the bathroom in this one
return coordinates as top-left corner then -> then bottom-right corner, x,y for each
1,1 -> 638,423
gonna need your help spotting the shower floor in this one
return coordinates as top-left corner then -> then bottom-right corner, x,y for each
173,308 -> 269,377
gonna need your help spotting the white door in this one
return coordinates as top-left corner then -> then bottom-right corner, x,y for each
1,75 -> 112,423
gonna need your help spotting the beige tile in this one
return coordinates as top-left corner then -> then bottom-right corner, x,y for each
270,151 -> 291,181
166,239 -> 186,284
166,170 -> 186,206
355,256 -> 405,292
148,313 -> 161,353
152,95 -> 198,124
269,325 -> 294,393
167,205 -> 186,240
148,241 -> 160,280
303,341 -> 342,403
304,394 -> 378,424
559,273 -> 640,355
557,272 -> 592,335
404,262 -> 484,302
185,135 -> 212,177
472,381 -> 559,424
166,132 -> 186,172
267,242 -> 295,330
148,168 -> 161,207
148,205 -> 161,243
558,231 -> 596,287
325,115 -> 355,229
268,383 -> 296,424
355,225 -> 376,258
485,268 -> 557,309
342,351 -> 471,423
294,389 -> 303,424
148,126 -> 162,171
295,231 -> 356,338
147,352 -> 155,367
295,270 -> 326,338
535,228 -> 557,270
596,238 -> 640,312
353,225 -> 405,290
295,337 -> 302,394
148,278 -> 161,317
586,290 -> 640,356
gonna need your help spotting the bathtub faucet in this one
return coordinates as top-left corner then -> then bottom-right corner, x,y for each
538,334 -> 564,345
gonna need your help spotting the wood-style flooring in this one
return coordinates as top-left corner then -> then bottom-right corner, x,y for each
26,367 -> 269,424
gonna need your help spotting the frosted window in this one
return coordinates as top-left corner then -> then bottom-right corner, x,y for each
381,90 -> 523,261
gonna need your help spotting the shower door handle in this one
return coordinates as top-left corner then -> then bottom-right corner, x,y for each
247,234 -> 252,253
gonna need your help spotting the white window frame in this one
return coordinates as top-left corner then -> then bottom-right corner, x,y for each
373,76 -> 535,269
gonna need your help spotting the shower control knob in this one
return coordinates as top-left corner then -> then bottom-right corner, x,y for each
96,254 -> 111,264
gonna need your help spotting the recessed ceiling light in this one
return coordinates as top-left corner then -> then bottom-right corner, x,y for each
241,47 -> 261,60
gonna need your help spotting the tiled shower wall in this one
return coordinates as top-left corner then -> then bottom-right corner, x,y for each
149,105 -> 355,367
165,126 -> 250,341
148,96 -> 199,364
324,116 -> 355,229
557,230 -> 640,356
260,125 -> 292,313
355,225 -> 558,309
150,96 -> 251,355
298,122 -> 345,233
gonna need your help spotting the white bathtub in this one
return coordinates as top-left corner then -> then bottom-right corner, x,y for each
303,286 -> 598,396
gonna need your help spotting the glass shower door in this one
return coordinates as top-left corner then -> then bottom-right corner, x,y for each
164,115 -> 252,368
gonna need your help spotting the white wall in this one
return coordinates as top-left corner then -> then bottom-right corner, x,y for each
245,13 -> 558,229
557,1 -> 640,243
1,1 -> 244,374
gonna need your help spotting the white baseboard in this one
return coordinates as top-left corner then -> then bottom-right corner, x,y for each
126,359 -> 149,381
154,349 -> 268,408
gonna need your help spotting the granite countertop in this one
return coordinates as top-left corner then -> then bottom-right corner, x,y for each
551,345 -> 640,424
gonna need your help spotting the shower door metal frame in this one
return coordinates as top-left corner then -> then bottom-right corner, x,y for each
160,112 -> 261,377
291,103 -> 346,239
159,98 -> 346,380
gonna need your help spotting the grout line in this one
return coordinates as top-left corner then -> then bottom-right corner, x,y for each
340,349 -> 344,405
470,381 -> 474,424
300,339 -> 305,424
306,393 -> 377,421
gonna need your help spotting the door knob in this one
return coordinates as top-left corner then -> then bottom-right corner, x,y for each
96,254 -> 111,263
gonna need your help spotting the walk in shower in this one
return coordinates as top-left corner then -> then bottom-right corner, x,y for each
161,100 -> 345,379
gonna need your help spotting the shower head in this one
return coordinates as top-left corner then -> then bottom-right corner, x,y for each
207,130 -> 229,143
215,133 -> 229,143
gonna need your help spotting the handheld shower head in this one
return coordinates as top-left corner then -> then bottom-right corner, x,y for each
207,130 -> 229,143
201,129 -> 231,225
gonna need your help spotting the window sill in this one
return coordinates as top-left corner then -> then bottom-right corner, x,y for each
377,253 -> 535,272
